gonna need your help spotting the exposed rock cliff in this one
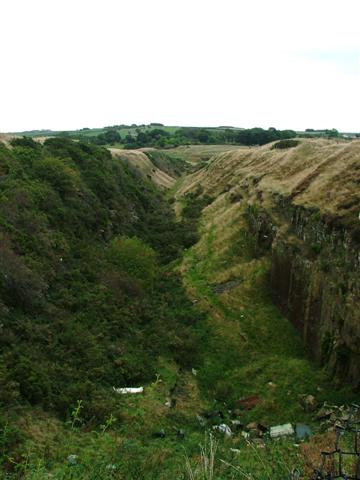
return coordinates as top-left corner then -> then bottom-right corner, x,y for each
177,139 -> 360,387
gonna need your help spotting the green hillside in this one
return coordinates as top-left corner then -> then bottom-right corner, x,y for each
0,137 -> 358,480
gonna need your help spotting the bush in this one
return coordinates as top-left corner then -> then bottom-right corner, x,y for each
0,139 -> 201,429
271,139 -> 300,150
108,236 -> 157,288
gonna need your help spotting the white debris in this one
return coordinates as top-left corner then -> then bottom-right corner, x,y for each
113,387 -> 144,394
270,423 -> 294,438
192,368 -> 198,376
230,448 -> 241,454
213,423 -> 232,437
241,431 -> 250,439
196,414 -> 207,426
67,454 -> 78,465
231,420 -> 242,427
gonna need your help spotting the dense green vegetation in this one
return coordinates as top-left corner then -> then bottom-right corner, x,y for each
17,125 -> 298,149
106,126 -> 297,149
271,139 -> 300,149
0,138 -> 205,474
143,150 -> 191,177
16,124 -> 356,152
0,137 -> 357,479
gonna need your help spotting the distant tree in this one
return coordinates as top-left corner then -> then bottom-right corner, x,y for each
325,128 -> 339,138
10,137 -> 40,149
103,129 -> 121,144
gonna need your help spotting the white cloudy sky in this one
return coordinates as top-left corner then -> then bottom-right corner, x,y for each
1,0 -> 359,132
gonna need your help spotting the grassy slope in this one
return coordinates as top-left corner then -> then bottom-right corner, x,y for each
158,144 -> 244,165
176,139 -> 360,223
180,194 -> 356,424
1,139 -> 358,479
109,148 -> 176,189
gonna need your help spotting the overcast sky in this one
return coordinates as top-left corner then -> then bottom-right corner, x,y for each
1,0 -> 359,132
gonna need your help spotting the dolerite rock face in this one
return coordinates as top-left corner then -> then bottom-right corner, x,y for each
249,200 -> 360,387
176,139 -> 360,387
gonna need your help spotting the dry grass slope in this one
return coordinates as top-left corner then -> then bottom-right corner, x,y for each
110,148 -> 175,189
177,139 -> 360,221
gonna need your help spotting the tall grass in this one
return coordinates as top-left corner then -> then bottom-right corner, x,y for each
185,434 -> 218,480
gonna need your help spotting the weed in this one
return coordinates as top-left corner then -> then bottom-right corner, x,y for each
70,400 -> 83,430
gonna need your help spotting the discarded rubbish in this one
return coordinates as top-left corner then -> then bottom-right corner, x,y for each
192,368 -> 198,376
113,387 -> 144,394
270,423 -> 294,438
315,405 -> 334,421
295,423 -> 312,440
245,422 -> 267,438
311,403 -> 360,480
165,397 -> 176,408
67,454 -> 78,466
230,419 -> 242,430
202,410 -> 224,420
230,448 -> 241,454
177,429 -> 185,439
236,395 -> 260,410
152,429 -> 166,438
213,424 -> 232,437
196,414 -> 207,426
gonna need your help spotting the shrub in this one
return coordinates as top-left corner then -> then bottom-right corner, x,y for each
108,236 -> 157,289
271,139 -> 299,149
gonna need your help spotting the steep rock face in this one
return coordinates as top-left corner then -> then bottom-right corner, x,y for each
177,139 -> 360,386
246,201 -> 360,387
